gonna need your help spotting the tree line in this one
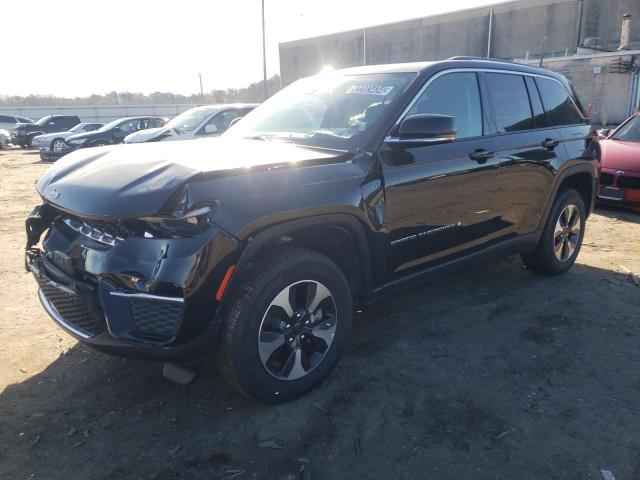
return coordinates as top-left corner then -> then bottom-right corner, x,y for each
0,76 -> 282,106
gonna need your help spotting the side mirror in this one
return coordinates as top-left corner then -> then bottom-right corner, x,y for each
597,128 -> 611,138
204,124 -> 218,135
388,114 -> 456,145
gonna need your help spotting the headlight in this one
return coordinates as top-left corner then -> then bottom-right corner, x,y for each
135,191 -> 217,238
67,138 -> 86,145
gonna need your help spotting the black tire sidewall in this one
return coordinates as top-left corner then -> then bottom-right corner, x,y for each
227,255 -> 352,402
540,188 -> 586,273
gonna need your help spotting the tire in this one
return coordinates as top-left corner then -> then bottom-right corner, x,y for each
217,247 -> 352,403
50,138 -> 66,154
521,187 -> 586,275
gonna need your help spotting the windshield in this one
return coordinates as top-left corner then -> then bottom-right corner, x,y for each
224,72 -> 413,150
166,108 -> 217,132
97,118 -> 127,132
613,115 -> 640,142
35,116 -> 52,126
69,123 -> 88,132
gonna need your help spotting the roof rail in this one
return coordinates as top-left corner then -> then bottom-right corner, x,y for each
446,56 -> 527,66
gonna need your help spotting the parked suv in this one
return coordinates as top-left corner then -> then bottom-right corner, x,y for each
123,104 -> 257,144
64,116 -> 166,151
12,115 -> 80,147
25,58 -> 595,402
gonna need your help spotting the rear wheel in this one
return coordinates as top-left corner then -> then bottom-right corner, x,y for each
521,188 -> 585,275
217,247 -> 352,402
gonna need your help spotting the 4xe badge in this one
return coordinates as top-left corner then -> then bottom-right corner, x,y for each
46,188 -> 60,200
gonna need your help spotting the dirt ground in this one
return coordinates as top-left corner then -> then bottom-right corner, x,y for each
1,147 -> 639,480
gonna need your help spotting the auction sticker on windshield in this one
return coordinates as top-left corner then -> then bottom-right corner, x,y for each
345,85 -> 394,96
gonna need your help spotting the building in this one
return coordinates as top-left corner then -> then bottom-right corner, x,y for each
279,0 -> 640,124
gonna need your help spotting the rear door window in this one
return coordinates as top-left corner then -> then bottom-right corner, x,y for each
535,77 -> 584,126
484,73 -> 534,133
407,72 -> 482,139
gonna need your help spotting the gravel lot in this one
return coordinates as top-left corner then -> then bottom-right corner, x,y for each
1,147 -> 639,480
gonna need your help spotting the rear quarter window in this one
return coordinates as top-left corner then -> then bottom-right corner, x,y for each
535,77 -> 584,126
484,73 -> 534,133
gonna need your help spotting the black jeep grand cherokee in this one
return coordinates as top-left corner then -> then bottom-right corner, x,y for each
26,58 -> 596,402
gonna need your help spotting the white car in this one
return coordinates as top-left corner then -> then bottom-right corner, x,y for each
0,129 -> 10,149
123,104 -> 256,144
32,122 -> 103,160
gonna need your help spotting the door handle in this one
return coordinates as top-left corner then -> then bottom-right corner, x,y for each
541,138 -> 560,149
469,149 -> 495,163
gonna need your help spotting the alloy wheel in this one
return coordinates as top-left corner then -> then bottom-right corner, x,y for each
52,139 -> 66,153
553,204 -> 581,262
257,280 -> 337,380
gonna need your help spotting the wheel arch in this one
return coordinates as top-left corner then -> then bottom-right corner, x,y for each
220,214 -> 373,309
50,137 -> 65,148
541,163 -> 597,230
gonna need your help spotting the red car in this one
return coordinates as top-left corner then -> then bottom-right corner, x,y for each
595,112 -> 640,213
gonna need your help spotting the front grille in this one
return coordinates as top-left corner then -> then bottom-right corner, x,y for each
600,173 -> 614,186
62,217 -> 124,246
128,298 -> 183,342
38,279 -> 106,337
617,176 -> 640,190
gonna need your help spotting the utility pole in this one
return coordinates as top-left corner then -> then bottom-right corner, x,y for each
363,28 -> 367,65
261,0 -> 268,100
486,4 -> 493,58
539,35 -> 547,67
199,73 -> 204,104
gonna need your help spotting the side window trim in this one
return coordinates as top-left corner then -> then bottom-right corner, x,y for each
477,72 -> 497,135
387,69 -> 486,142
390,68 -> 585,143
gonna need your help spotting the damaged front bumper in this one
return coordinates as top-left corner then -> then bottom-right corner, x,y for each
25,204 -> 239,361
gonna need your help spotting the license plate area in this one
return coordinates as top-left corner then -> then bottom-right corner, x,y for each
599,186 -> 624,201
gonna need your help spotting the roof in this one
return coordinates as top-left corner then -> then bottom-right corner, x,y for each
332,57 -> 567,82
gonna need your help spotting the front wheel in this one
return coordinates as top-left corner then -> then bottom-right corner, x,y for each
50,138 -> 66,154
217,247 -> 352,402
521,188 -> 586,275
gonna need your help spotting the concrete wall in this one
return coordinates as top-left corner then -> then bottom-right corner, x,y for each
279,0 -> 640,85
0,104 -> 196,124
580,0 -> 640,50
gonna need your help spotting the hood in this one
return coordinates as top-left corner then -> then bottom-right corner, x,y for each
600,139 -> 640,172
36,137 -> 351,218
14,123 -> 39,132
124,127 -> 164,144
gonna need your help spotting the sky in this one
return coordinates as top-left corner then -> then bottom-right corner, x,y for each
2,0 -> 497,97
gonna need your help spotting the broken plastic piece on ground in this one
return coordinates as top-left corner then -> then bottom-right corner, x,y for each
162,363 -> 197,384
